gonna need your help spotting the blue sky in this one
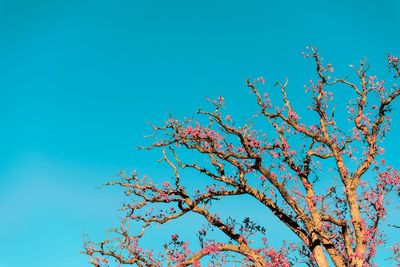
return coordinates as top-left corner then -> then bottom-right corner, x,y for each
1,1 -> 399,266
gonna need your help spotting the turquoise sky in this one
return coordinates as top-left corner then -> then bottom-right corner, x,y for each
1,1 -> 399,266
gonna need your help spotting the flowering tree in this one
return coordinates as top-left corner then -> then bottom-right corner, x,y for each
84,48 -> 400,267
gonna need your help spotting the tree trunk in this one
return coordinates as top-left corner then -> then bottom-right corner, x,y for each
313,245 -> 330,267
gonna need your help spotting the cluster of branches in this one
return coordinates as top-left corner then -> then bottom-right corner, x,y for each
83,48 -> 400,267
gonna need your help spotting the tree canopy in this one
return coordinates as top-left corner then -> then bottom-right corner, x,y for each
84,48 -> 400,267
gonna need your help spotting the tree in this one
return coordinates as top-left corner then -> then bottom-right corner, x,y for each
83,47 -> 400,267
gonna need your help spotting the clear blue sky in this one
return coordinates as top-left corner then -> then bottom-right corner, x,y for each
1,1 -> 399,266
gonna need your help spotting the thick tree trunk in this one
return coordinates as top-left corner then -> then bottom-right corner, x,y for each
313,245 -> 330,267
347,190 -> 366,267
